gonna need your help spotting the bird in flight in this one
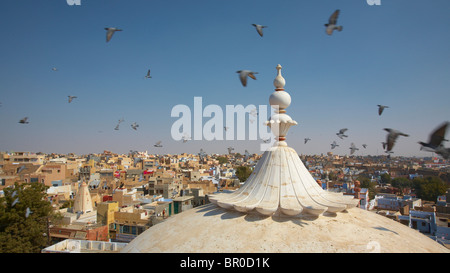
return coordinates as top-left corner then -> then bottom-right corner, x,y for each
145,69 -> 152,79
52,67 -> 58,71
377,105 -> 389,116
11,197 -> 19,207
349,143 -> 359,155
236,70 -> 258,87
383,128 -> 409,152
182,133 -> 191,143
154,141 -> 163,147
336,128 -> 348,139
19,117 -> 29,124
304,138 -> 311,144
114,118 -> 124,130
325,9 -> 343,35
331,141 -> 339,149
25,207 -> 32,218
68,96 -> 77,103
131,122 -> 139,130
418,122 -> 449,152
250,108 -> 258,117
252,24 -> 268,37
227,147 -> 234,154
362,144 -> 368,149
105,27 -> 122,42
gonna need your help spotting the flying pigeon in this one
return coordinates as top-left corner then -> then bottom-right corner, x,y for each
304,138 -> 311,144
19,117 -> 29,124
68,96 -> 77,103
384,128 -> 409,152
227,147 -> 234,154
418,122 -> 449,152
52,67 -> 58,71
349,143 -> 359,155
182,133 -> 191,143
331,141 -> 339,149
336,128 -> 348,139
236,70 -> 258,87
377,105 -> 389,116
131,122 -> 139,130
11,191 -> 17,198
362,144 -> 368,149
114,118 -> 124,130
262,138 -> 270,143
325,9 -> 343,35
25,207 -> 32,218
11,197 -> 19,207
154,141 -> 162,147
105,27 -> 122,42
224,126 -> 229,131
145,69 -> 152,79
252,24 -> 268,37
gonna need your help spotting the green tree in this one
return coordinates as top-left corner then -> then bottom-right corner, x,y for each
217,156 -> 228,164
391,177 -> 411,194
235,166 -> 253,182
0,182 -> 54,253
357,175 -> 377,200
412,176 -> 447,202
380,173 -> 391,184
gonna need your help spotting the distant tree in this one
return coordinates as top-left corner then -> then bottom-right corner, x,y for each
328,172 -> 337,181
217,156 -> 228,164
391,177 -> 411,194
380,173 -> 391,184
411,176 -> 447,202
0,182 -> 56,253
235,166 -> 253,182
357,175 -> 377,199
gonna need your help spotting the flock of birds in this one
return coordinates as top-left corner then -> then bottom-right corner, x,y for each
237,10 -> 343,87
302,104 -> 449,159
9,8 -> 449,161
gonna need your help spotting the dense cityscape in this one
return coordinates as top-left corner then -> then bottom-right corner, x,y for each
0,149 -> 448,253
1,1 -> 450,260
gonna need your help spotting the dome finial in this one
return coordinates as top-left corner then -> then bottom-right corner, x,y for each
273,64 -> 285,91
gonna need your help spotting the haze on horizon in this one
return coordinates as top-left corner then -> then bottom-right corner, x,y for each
0,0 -> 449,158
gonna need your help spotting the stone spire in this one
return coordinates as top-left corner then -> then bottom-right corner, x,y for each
266,64 -> 297,147
73,181 -> 94,214
209,64 -> 359,217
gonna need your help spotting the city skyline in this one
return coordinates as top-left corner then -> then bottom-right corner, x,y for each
0,0 -> 449,157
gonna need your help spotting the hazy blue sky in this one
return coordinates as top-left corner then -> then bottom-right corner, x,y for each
0,0 -> 449,157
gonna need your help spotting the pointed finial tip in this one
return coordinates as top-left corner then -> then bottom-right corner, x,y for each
274,64 -> 285,90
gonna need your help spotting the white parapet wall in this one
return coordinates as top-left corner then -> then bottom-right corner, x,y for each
41,239 -> 128,253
